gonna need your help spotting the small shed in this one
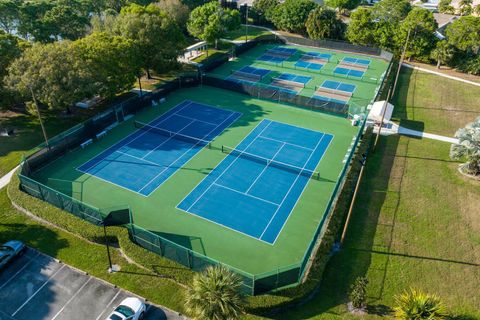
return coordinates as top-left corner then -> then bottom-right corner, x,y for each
369,100 -> 394,123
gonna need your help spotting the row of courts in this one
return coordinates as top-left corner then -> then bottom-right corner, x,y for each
256,46 -> 371,78
228,65 -> 357,104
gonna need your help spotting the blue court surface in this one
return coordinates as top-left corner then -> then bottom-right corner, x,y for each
334,66 -> 365,78
305,52 -> 332,60
237,65 -> 271,77
78,101 -> 241,196
295,60 -> 323,71
268,46 -> 298,55
277,73 -> 312,86
257,54 -> 287,64
321,80 -> 356,94
342,57 -> 371,66
177,119 -> 333,244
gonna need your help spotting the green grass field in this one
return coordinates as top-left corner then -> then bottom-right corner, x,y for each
32,85 -> 358,278
273,68 -> 480,319
223,26 -> 273,42
210,43 -> 390,115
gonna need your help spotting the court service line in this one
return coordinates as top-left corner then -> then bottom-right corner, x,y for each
245,142 -> 285,194
95,290 -> 121,320
0,251 -> 41,292
138,111 -> 240,195
174,113 -> 219,126
185,121 -> 273,212
259,134 -> 326,240
51,277 -> 92,320
78,100 -> 193,172
271,134 -> 334,244
12,265 -> 66,317
114,150 -> 166,168
214,183 -> 280,207
257,135 -> 314,151
140,119 -> 195,160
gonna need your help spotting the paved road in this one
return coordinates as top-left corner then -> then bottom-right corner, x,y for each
0,248 -> 186,320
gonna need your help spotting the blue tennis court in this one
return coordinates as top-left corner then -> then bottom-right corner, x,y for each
342,57 -> 371,66
257,54 -> 287,64
78,101 -> 241,196
268,46 -> 297,55
277,73 -> 312,86
321,80 -> 356,94
237,65 -> 270,77
305,52 -> 332,60
177,119 -> 333,244
295,60 -> 323,71
334,67 -> 365,78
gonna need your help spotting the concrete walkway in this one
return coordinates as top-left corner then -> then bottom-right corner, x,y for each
402,63 -> 480,87
373,121 -> 459,144
0,165 -> 18,190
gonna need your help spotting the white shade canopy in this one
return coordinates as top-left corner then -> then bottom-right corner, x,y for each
369,100 -> 394,122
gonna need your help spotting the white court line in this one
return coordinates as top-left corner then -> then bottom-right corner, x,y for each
77,100 -> 193,172
174,113 -> 219,126
0,251 -> 41,292
257,135 -> 314,151
245,142 -> 285,194
185,121 -> 273,212
114,151 -> 165,168
12,265 -> 65,317
95,290 -> 121,320
259,133 -> 326,240
214,183 -> 280,207
137,111 -> 240,195
51,277 -> 92,320
140,119 -> 195,160
270,134 -> 334,244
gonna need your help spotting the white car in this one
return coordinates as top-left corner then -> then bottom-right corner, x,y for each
106,297 -> 146,320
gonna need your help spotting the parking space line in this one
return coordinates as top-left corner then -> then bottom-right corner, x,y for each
51,276 -> 92,320
0,251 -> 41,292
11,264 -> 65,317
95,290 -> 121,320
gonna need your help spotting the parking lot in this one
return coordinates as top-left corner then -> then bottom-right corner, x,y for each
0,248 -> 185,320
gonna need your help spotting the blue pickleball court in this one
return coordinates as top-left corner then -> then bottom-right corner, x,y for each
177,119 -> 333,244
77,100 -> 241,196
334,66 -> 365,78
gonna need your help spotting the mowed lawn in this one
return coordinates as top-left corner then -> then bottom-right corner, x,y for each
274,69 -> 480,319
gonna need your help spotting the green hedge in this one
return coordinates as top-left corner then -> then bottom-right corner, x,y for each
7,127 -> 373,315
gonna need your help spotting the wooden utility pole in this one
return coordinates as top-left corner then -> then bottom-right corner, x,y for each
30,87 -> 49,149
392,29 -> 411,97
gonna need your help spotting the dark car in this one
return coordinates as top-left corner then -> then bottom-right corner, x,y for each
0,240 -> 26,270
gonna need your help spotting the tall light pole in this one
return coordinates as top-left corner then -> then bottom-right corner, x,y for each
244,3 -> 249,43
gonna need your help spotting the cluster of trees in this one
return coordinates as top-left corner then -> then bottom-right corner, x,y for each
347,0 -> 480,74
0,1 -> 190,111
439,0 -> 480,16
252,0 -> 346,39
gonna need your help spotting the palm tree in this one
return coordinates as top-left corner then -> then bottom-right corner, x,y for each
475,4 -> 480,15
459,0 -> 473,15
430,41 -> 454,69
394,288 -> 447,319
185,266 -> 245,320
450,116 -> 480,176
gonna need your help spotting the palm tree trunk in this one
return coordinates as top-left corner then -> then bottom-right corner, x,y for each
437,60 -> 441,69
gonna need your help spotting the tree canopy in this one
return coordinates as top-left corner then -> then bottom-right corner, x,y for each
446,16 -> 480,54
372,0 -> 411,23
73,32 -> 140,99
269,0 -> 317,35
187,1 -> 240,48
398,8 -> 438,61
252,0 -> 279,24
115,5 -> 185,77
306,6 -> 345,40
324,0 -> 360,11
346,7 -> 375,46
5,41 -> 95,110
0,31 -> 26,109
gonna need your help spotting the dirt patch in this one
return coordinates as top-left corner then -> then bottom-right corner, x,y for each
0,110 -> 22,120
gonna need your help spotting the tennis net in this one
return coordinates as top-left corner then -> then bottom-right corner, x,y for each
134,121 -> 212,147
230,70 -> 262,82
271,77 -> 306,89
315,86 -> 353,98
222,145 -> 320,180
